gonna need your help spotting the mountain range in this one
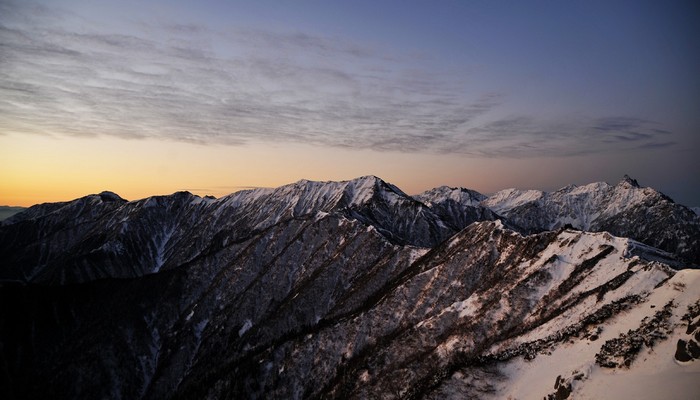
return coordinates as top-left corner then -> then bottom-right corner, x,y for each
0,175 -> 698,399
0,207 -> 25,222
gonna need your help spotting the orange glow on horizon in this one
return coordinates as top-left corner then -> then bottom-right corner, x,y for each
0,133 -> 495,206
1,132 -> 659,207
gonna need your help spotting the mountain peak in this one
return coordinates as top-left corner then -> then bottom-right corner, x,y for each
290,176 -> 384,192
619,175 -> 641,188
353,174 -> 382,183
415,185 -> 486,207
345,175 -> 410,199
97,191 -> 126,202
555,183 -> 578,192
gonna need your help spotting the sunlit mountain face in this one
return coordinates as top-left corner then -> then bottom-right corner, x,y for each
1,176 -> 698,399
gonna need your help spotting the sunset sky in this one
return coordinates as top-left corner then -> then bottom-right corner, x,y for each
1,0 -> 699,207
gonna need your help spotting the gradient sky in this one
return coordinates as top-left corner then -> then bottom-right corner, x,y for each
1,0 -> 699,207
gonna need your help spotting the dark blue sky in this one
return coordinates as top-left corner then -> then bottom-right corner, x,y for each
1,0 -> 699,205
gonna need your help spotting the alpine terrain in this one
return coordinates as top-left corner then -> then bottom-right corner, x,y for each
0,176 -> 698,399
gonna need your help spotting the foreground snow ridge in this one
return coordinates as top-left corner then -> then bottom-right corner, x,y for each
0,176 -> 698,399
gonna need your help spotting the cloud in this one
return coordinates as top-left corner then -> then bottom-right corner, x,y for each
0,1 -> 676,158
591,117 -> 665,142
635,141 -> 675,150
587,117 -> 676,149
437,115 -> 676,157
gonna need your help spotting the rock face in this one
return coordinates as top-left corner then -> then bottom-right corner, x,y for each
482,176 -> 700,265
0,176 -> 699,400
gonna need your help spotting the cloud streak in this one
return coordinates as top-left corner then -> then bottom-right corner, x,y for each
0,1 -> 675,158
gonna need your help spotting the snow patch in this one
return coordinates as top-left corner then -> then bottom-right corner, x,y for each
153,225 -> 176,273
239,319 -> 253,337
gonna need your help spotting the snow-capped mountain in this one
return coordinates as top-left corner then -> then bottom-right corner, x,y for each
0,176 -> 454,285
415,185 -> 487,207
0,176 -> 698,399
414,186 -> 500,232
215,175 -> 453,247
483,175 -> 700,265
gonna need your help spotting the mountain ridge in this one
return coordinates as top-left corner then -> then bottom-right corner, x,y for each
0,176 -> 452,285
482,176 -> 700,265
2,175 -> 698,283
0,176 -> 698,399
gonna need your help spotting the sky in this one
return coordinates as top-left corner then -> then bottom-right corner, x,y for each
1,0 -> 699,207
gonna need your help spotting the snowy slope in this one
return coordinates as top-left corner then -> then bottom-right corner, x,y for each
415,226 -> 699,400
494,269 -> 700,400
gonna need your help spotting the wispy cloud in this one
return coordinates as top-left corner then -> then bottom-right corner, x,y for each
585,116 -> 676,152
0,1 -> 675,158
438,115 -> 676,157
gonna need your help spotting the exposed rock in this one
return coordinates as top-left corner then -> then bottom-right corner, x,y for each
595,301 -> 675,368
675,340 -> 694,362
